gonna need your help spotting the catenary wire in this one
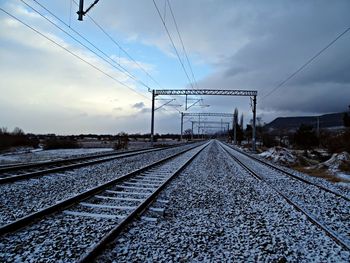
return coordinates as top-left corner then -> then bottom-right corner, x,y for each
26,0 -> 153,91
72,0 -> 163,90
70,0 -> 181,112
167,0 -> 197,87
0,7 -> 150,101
166,0 -> 204,106
262,26 -> 350,100
152,0 -> 195,90
25,0 -> 181,113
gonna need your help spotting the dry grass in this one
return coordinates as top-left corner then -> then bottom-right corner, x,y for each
292,165 -> 344,183
339,162 -> 350,173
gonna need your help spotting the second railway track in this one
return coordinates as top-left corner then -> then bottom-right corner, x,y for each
218,141 -> 350,251
223,141 -> 350,201
0,141 -> 209,262
0,144 -> 190,184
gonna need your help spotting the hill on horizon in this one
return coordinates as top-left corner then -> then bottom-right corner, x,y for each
265,112 -> 346,131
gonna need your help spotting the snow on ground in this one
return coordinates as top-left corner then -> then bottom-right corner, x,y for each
314,151 -> 350,183
259,146 -> 297,165
0,143 -> 200,226
258,146 -> 350,184
97,141 -> 349,262
0,144 -> 207,262
315,152 -> 350,173
0,148 -> 114,165
0,140 -> 185,165
223,143 -> 350,242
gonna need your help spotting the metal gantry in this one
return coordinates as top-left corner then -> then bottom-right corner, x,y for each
154,89 -> 257,96
190,120 -> 231,139
150,89 -> 258,151
183,112 -> 234,117
191,121 -> 230,139
181,113 -> 234,141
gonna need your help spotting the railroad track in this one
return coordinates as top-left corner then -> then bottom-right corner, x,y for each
218,141 -> 350,251
0,144 -> 188,184
0,141 -> 210,262
222,142 -> 350,201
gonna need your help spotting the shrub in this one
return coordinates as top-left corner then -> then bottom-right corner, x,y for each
0,127 -> 39,151
294,124 -> 319,150
43,137 -> 79,150
262,133 -> 278,148
114,132 -> 129,150
339,162 -> 350,173
322,130 -> 350,154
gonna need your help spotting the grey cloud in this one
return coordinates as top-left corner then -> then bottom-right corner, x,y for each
132,102 -> 145,109
3,0 -> 350,134
93,1 -> 350,123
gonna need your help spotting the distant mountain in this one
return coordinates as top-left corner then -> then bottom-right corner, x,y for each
265,112 -> 346,131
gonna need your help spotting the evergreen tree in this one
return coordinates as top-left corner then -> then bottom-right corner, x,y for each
294,124 -> 319,149
239,114 -> 244,129
343,112 -> 350,127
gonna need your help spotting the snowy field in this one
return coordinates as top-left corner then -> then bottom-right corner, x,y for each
0,140 -> 185,165
0,148 -> 114,165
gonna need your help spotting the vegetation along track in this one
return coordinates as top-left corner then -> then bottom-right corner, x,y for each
218,141 -> 350,251
0,141 -> 210,262
0,144 -> 190,184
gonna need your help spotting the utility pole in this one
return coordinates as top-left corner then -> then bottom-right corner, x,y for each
180,112 -> 184,141
220,118 -> 222,139
77,0 -> 100,21
150,90 -> 155,146
227,123 -> 230,141
252,95 -> 257,152
198,116 -> 200,135
77,0 -> 84,21
191,121 -> 194,140
233,108 -> 238,145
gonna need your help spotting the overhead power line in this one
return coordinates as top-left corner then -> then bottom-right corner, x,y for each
262,26 -> 350,100
25,1 -> 180,113
166,0 -> 204,107
0,7 -> 150,101
72,0 -> 163,90
166,0 -> 197,87
70,0 -> 182,113
26,0 -> 153,91
152,0 -> 195,90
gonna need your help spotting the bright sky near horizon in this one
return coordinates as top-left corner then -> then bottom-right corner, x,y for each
1,0 -> 349,135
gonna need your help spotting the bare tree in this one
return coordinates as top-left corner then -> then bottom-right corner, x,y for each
12,127 -> 25,136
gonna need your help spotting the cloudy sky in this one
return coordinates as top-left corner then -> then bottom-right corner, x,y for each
0,0 -> 349,135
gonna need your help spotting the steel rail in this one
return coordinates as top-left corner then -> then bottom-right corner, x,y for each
0,141 -> 207,235
218,142 -> 350,251
222,142 -> 350,202
0,143 -> 191,184
0,149 -> 144,172
78,141 -> 210,262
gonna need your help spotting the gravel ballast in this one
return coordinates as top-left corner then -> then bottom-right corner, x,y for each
0,143 -> 208,262
220,142 -> 350,243
0,143 -> 201,225
97,140 -> 349,262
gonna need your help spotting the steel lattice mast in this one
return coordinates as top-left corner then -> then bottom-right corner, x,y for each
150,89 -> 258,151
